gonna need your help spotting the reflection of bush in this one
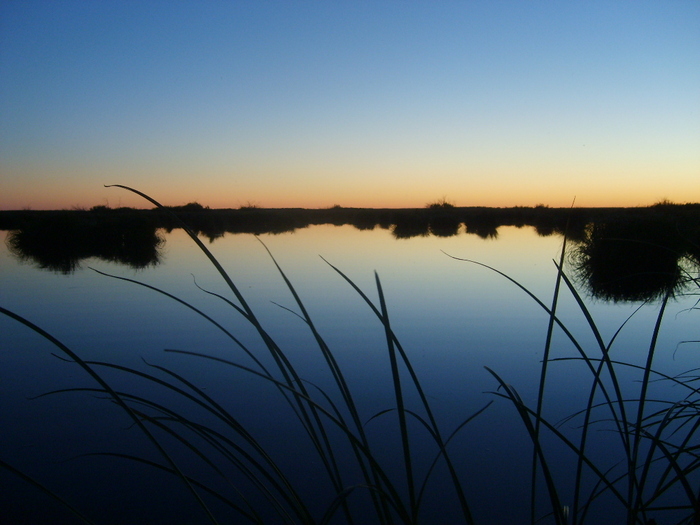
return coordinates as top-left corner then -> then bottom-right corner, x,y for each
570,214 -> 692,302
428,213 -> 461,237
349,210 -> 380,231
464,220 -> 498,239
6,210 -> 163,274
392,211 -> 430,239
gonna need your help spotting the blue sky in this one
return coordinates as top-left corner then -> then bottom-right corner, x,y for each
1,1 -> 698,209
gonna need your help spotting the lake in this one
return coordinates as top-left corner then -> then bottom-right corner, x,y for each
1,207 -> 698,524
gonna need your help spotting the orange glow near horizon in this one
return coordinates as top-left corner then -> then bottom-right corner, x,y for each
6,146 -> 696,209
2,169 -> 699,211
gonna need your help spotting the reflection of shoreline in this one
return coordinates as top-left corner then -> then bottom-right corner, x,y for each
3,203 -> 699,301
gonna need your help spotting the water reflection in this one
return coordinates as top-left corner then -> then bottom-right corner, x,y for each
4,210 -> 163,274
569,213 -> 700,302
3,205 -> 699,300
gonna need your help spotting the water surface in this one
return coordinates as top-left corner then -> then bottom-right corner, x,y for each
1,222 -> 698,524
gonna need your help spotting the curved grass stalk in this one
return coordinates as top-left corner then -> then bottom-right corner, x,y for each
321,256 -> 476,524
556,269 -> 634,449
365,401 -> 492,513
0,458 -> 98,525
630,292 -> 670,522
552,265 -> 649,521
485,370 -> 628,505
137,361 -> 312,519
88,267 -> 272,377
106,184 -> 359,523
484,367 -> 567,525
163,347 -> 415,523
36,376 -> 310,523
259,239 -> 392,523
530,233 -> 568,524
375,271 -> 417,521
0,305 -> 221,525
464,249 -> 697,523
639,408 -> 700,512
105,185 -> 476,523
445,253 -> 626,435
82,452 -> 265,524
446,253 -> 636,519
566,301 -> 645,525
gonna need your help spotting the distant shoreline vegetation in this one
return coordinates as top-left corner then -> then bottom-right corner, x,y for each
2,201 -> 699,240
2,201 -> 700,303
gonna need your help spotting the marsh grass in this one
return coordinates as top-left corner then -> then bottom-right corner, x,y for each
445,249 -> 700,523
1,186 -> 698,524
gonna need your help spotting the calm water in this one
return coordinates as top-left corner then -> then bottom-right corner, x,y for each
1,224 -> 698,524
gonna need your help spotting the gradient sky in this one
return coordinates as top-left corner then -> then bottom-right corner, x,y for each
1,2 -> 698,210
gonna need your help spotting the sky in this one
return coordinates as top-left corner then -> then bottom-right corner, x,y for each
1,1 -> 699,210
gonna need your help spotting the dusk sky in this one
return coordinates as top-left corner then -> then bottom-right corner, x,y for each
1,2 -> 698,210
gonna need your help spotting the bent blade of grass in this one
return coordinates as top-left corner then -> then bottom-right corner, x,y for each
568,301 -> 646,524
258,238 -> 388,524
96,359 -> 314,520
366,401 -> 492,513
318,485 -> 366,525
321,256 -> 475,524
550,358 -> 700,400
531,234 -> 569,524
105,185 -> 253,321
107,185 -> 364,522
557,268 -> 633,430
46,348 -> 320,523
163,347 -> 415,524
86,452 -> 265,524
446,252 -> 635,521
487,379 -> 635,507
375,271 -> 417,521
484,366 -> 567,525
88,267 -> 272,377
651,410 -> 700,498
0,305 -> 221,525
556,267 -> 643,518
446,254 -> 624,431
0,458 -> 98,525
413,402 -> 492,513
631,292 -> 670,517
319,484 -> 409,525
89,266 -> 329,497
105,186 -> 307,410
124,407 -> 301,524
639,404 -> 700,512
639,428 -> 700,517
39,380 -> 307,523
